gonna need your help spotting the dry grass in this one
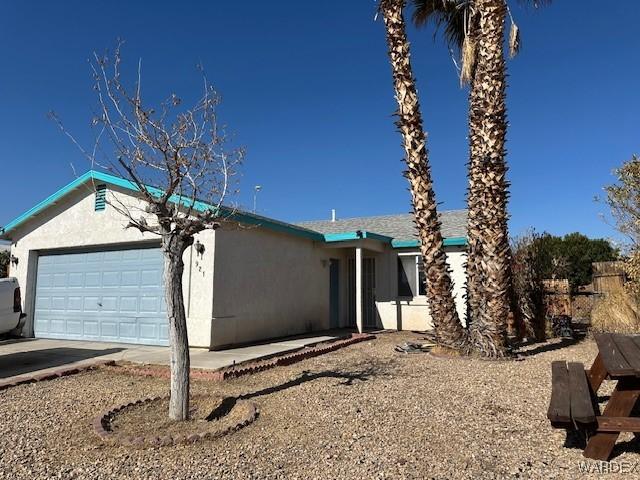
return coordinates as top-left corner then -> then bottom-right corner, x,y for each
591,290 -> 640,333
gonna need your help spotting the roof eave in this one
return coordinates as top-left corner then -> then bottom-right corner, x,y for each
0,170 -> 325,243
391,237 -> 467,248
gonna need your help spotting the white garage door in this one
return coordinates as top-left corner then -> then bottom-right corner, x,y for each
34,246 -> 168,345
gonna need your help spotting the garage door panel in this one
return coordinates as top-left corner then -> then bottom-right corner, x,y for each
34,317 -> 49,333
36,296 -> 51,310
51,297 -> 66,310
120,297 -> 138,313
100,321 -> 118,337
140,296 -> 160,313
67,296 -> 83,311
34,246 -> 168,346
121,271 -> 140,286
53,273 -> 66,287
102,271 -> 120,286
83,297 -> 100,312
159,323 -> 168,340
85,272 -> 101,287
67,272 -> 83,287
119,322 -> 137,339
67,319 -> 83,335
49,319 -> 66,333
83,320 -> 99,336
141,270 -> 162,286
101,296 -> 118,312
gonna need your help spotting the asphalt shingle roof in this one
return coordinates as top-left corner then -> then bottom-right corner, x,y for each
297,209 -> 467,241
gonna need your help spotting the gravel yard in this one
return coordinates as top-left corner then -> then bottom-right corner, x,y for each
2,331 -> 639,479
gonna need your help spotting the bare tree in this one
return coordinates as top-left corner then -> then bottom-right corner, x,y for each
52,42 -> 243,420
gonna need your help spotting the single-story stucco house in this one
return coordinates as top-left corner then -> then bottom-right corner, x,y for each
0,170 -> 468,349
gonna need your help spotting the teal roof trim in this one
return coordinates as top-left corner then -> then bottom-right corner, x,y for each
0,170 -> 324,242
391,236 -> 467,248
323,231 -> 395,243
225,210 -> 324,242
0,170 -> 468,249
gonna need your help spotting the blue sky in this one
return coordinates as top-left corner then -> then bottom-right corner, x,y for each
0,1 -> 638,243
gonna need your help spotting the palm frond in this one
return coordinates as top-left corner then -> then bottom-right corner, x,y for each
508,21 -> 520,58
411,0 -> 469,51
460,34 -> 477,85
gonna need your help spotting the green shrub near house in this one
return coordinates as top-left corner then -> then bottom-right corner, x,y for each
0,250 -> 9,278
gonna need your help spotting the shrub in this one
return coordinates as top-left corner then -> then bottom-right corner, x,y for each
510,232 -> 546,340
591,290 -> 640,334
0,250 -> 9,278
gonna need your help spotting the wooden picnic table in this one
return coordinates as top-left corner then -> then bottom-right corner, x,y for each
549,332 -> 640,460
581,333 -> 640,460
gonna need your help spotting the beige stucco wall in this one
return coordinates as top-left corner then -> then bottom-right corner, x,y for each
374,246 -> 468,332
6,184 -> 214,347
210,225 -> 344,348
4,178 -> 470,346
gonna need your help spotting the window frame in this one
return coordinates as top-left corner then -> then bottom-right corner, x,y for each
397,251 -> 426,298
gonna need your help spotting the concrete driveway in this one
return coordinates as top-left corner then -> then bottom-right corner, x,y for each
0,330 -> 348,380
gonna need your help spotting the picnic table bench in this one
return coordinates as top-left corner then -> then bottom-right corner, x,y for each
547,333 -> 640,460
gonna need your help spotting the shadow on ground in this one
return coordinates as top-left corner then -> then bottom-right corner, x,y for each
514,323 -> 590,358
206,363 -> 389,421
0,347 -> 124,378
562,429 -> 640,460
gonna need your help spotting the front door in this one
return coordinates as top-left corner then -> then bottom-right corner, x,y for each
348,257 -> 377,328
329,259 -> 340,328
362,258 -> 376,328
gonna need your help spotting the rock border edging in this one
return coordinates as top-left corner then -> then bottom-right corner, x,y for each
111,333 -> 376,382
93,395 -> 259,447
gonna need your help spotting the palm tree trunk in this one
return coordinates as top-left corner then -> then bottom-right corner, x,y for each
465,0 -> 511,356
465,31 -> 484,330
380,0 -> 468,349
162,234 -> 191,421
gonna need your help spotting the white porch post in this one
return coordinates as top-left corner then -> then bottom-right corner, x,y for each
355,247 -> 363,333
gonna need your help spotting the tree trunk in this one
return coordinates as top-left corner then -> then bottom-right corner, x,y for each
465,34 -> 484,331
465,0 -> 511,357
162,234 -> 192,421
380,0 -> 468,350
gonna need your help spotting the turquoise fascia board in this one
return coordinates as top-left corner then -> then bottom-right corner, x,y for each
323,231 -> 394,243
391,239 -> 418,248
443,237 -> 467,247
1,169 -> 468,248
391,236 -> 467,248
223,209 -> 324,242
0,170 -> 324,242
323,232 -> 361,242
89,171 -> 324,241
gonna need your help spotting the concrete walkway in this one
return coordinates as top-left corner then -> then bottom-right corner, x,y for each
0,330 -> 351,380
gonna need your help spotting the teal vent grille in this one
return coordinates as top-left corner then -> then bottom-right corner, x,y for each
95,184 -> 107,211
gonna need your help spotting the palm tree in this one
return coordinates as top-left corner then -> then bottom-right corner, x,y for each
378,0 -> 468,350
411,0 -> 550,356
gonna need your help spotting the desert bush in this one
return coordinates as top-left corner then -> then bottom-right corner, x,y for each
591,290 -> 640,334
510,231 -> 546,341
623,248 -> 640,296
0,250 -> 9,278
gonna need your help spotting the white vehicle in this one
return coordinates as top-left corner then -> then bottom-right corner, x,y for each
0,277 -> 25,335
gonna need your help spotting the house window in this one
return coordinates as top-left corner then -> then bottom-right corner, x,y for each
397,254 -> 426,297
94,184 -> 107,211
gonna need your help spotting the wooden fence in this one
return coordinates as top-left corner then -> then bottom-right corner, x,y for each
592,261 -> 626,293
